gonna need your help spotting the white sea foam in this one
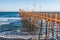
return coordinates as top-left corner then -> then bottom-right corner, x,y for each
0,23 -> 10,25
0,18 -> 22,25
0,18 -> 22,20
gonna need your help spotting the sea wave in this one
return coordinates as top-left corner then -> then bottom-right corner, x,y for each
0,23 -> 10,25
0,17 -> 22,22
0,17 -> 22,25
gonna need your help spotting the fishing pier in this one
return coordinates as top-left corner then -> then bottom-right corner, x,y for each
19,9 -> 60,40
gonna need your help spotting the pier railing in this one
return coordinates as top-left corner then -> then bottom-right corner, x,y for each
19,10 -> 60,40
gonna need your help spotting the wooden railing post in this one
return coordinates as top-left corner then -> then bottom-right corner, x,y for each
38,13 -> 43,40
45,13 -> 48,40
38,19 -> 42,40
46,21 -> 50,40
55,13 -> 58,40
51,22 -> 54,40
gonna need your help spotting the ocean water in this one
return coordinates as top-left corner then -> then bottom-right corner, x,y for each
0,12 -> 20,17
0,12 -> 22,32
0,12 -> 60,40
0,12 -> 31,39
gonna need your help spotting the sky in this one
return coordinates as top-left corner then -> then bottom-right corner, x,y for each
0,0 -> 60,12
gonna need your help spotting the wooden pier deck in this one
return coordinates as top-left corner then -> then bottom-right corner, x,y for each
19,9 -> 60,40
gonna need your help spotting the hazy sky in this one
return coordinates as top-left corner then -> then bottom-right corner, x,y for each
0,0 -> 60,12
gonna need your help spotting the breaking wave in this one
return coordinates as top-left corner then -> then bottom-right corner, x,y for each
0,17 -> 22,25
